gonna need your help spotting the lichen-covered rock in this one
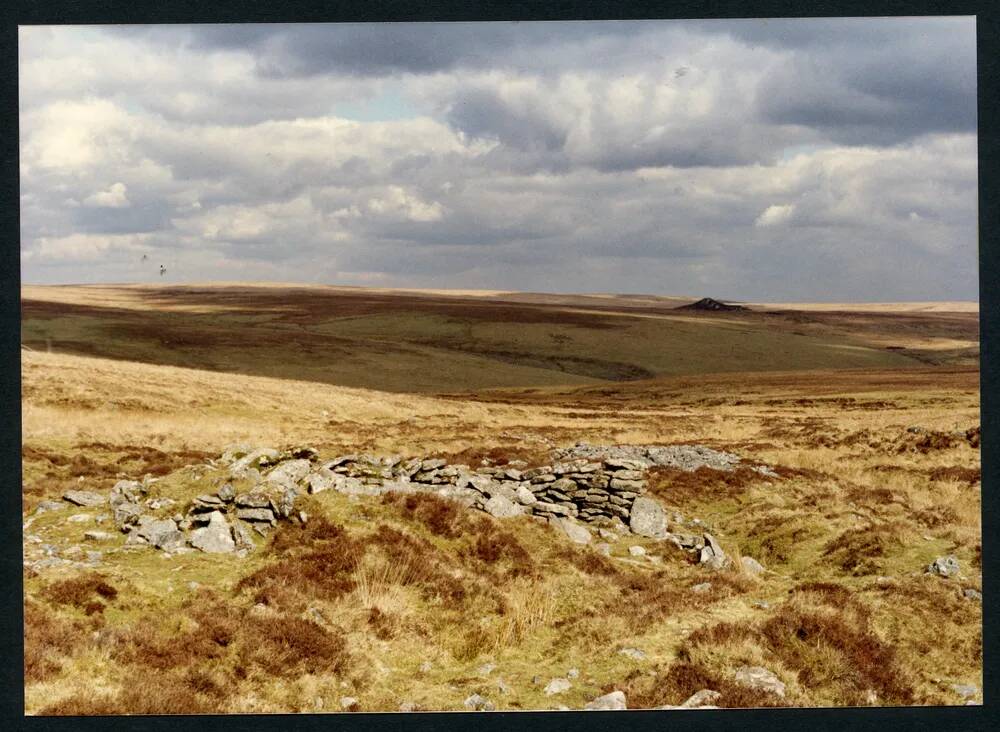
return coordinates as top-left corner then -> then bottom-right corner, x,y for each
544,678 -> 572,695
229,448 -> 279,478
927,555 -> 960,577
62,490 -> 106,507
112,502 -> 143,531
189,511 -> 236,554
734,666 -> 786,697
680,689 -> 721,708
33,500 -> 65,515
232,521 -> 255,551
699,533 -> 729,570
741,556 -> 766,575
236,507 -> 276,524
305,468 -> 336,494
463,694 -> 494,711
135,518 -> 185,551
514,485 -> 537,505
234,493 -> 273,509
484,494 -> 526,519
110,480 -> 145,506
552,517 -> 591,544
629,497 -> 668,539
220,443 -> 252,464
216,483 -> 236,502
83,530 -> 114,542
264,459 -> 312,487
584,691 -> 626,710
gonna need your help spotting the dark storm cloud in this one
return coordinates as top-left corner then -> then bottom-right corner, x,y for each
176,21 -> 653,77
751,18 -> 976,145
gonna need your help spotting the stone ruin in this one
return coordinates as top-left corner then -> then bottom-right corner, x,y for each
48,443 -> 771,569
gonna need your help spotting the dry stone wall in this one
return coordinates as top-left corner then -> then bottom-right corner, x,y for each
40,443 -> 759,567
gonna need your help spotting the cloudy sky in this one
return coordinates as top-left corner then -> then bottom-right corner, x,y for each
19,18 -> 978,301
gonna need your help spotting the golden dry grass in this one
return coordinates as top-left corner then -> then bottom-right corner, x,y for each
20,287 -> 981,714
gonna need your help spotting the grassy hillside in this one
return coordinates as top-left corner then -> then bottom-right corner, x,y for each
20,284 -> 967,394
20,284 -> 981,713
21,350 -> 981,713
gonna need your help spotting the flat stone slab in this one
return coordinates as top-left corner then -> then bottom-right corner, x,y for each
63,490 -> 106,507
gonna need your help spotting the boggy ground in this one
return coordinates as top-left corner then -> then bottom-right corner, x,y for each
20,285 -> 981,713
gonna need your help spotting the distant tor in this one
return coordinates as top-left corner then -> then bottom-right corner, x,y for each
677,297 -> 749,312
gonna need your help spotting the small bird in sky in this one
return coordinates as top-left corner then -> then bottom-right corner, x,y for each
159,265 -> 166,277
141,254 -> 148,262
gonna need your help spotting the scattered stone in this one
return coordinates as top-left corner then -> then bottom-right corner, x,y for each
741,556 -> 766,575
952,683 -> 978,700
234,493 -> 272,509
62,490 -> 106,507
229,448 -> 279,478
306,469 -> 336,494
497,679 -> 511,695
110,480 -> 145,506
236,507 -> 276,524
477,662 -> 496,676
265,459 -> 312,487
463,694 -> 494,711
629,497 -> 668,539
699,533 -> 729,570
544,678 -> 572,695
112,502 -> 143,531
220,444 -> 252,464
691,582 -> 713,594
567,668 -> 579,679
275,486 -> 299,518
67,514 -> 92,523
629,545 -> 646,557
398,701 -> 418,712
555,443 -> 743,472
191,494 -> 225,512
734,666 -> 786,697
136,518 -> 186,551
962,588 -> 982,601
216,482 -> 236,502
33,500 -> 65,516
340,696 -> 359,711
82,530 -> 113,542
680,689 -> 722,708
751,600 -> 771,610
927,555 -> 960,577
619,647 -> 646,661
584,691 -> 627,711
552,517 -> 591,544
232,522 -> 254,552
419,661 -> 433,673
595,542 -> 612,556
189,511 -> 236,554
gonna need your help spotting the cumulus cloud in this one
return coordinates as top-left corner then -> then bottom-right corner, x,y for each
83,182 -> 130,208
755,204 -> 795,227
18,19 -> 978,301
